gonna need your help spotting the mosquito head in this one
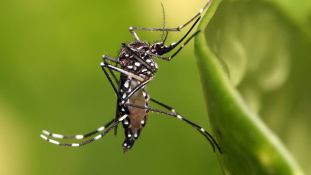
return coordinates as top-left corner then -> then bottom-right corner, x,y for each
150,42 -> 163,55
150,42 -> 176,56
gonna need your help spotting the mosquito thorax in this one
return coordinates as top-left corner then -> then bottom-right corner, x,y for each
119,41 -> 159,79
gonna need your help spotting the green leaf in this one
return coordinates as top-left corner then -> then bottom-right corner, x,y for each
195,0 -> 308,174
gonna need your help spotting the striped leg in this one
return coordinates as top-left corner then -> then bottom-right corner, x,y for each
100,60 -> 153,104
101,56 -> 153,136
41,119 -> 114,140
102,55 -> 120,85
126,102 -> 222,154
101,62 -> 144,82
40,115 -> 128,146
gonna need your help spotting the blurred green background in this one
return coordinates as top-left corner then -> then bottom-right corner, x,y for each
0,0 -> 222,174
1,0 -> 310,175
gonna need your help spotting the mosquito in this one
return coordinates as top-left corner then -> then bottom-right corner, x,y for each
41,0 -> 222,154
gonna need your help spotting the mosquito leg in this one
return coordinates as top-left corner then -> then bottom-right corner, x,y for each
42,119 -> 114,140
162,17 -> 201,53
129,27 -> 140,41
150,98 -> 177,113
125,103 -> 222,154
102,55 -> 121,84
103,59 -> 119,85
101,61 -> 152,109
115,76 -> 152,136
101,61 -> 130,135
121,77 -> 153,104
130,0 -> 212,32
101,60 -> 144,115
101,62 -> 145,82
101,60 -> 152,133
40,115 -> 128,146
101,60 -> 153,105
102,57 -> 121,135
149,98 -> 218,152
146,16 -> 200,61
101,63 -> 122,99
102,55 -> 121,64
168,30 -> 200,59
178,0 -> 212,30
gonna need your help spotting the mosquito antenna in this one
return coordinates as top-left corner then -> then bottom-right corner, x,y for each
161,3 -> 166,43
163,31 -> 169,44
160,4 -> 169,45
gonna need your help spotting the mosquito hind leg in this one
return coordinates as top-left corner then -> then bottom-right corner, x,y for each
41,119 -> 115,140
126,102 -> 222,154
40,115 -> 129,147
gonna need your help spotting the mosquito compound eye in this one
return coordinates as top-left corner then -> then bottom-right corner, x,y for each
155,44 -> 163,55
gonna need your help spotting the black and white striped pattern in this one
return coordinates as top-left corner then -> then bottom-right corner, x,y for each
41,119 -> 114,140
40,116 -> 128,147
